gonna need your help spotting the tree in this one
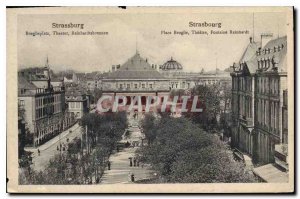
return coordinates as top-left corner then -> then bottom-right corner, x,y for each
184,84 -> 221,131
138,116 -> 257,183
140,113 -> 157,145
94,88 -> 103,104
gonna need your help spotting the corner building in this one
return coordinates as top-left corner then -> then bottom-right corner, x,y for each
231,35 -> 288,172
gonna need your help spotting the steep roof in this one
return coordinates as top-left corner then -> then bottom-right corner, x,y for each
260,36 -> 287,72
240,42 -> 260,74
18,76 -> 37,96
239,42 -> 260,63
246,36 -> 287,74
18,76 -> 37,90
106,52 -> 165,79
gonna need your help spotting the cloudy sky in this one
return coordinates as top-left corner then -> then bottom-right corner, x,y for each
18,10 -> 287,72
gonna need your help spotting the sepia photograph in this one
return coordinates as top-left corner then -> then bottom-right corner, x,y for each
6,6 -> 294,193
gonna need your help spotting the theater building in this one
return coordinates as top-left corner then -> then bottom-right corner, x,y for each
101,51 -> 231,113
101,52 -> 170,111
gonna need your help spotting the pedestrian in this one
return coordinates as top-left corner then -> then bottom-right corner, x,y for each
129,157 -> 132,167
131,173 -> 135,182
108,161 -> 111,170
96,176 -> 100,184
37,149 -> 40,156
133,157 -> 136,167
57,145 -> 59,151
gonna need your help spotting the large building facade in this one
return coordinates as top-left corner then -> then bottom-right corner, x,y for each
101,51 -> 231,113
231,35 -> 288,172
101,52 -> 171,112
65,87 -> 89,119
18,63 -> 76,147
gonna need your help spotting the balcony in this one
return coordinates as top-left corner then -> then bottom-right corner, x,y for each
274,144 -> 288,171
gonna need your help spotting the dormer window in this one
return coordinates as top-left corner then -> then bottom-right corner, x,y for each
278,45 -> 281,51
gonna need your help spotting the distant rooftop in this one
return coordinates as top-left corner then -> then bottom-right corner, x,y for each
106,52 -> 165,80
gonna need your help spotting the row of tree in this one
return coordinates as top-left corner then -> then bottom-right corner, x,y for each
19,112 -> 128,184
183,83 -> 232,133
138,114 -> 257,183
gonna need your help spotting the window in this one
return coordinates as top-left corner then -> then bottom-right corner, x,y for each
127,84 -> 130,89
149,84 -> 153,89
119,84 -> 123,89
134,84 -> 138,89
19,100 -> 25,106
142,84 -> 145,88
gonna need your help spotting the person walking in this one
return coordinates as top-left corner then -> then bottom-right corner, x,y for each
133,157 -> 136,167
131,173 -> 135,182
129,157 -> 133,167
107,161 -> 111,170
37,149 -> 40,156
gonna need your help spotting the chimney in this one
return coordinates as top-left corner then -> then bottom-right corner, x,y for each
261,33 -> 273,48
249,37 -> 253,43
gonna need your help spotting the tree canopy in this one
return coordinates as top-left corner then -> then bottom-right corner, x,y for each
138,115 -> 257,183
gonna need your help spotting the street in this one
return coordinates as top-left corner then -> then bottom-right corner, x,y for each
25,123 -> 83,172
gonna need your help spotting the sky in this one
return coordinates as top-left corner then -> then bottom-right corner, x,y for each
18,11 -> 287,73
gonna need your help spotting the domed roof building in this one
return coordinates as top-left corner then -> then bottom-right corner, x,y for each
160,57 -> 183,71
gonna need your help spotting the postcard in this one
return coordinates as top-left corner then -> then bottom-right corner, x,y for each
7,6 -> 294,193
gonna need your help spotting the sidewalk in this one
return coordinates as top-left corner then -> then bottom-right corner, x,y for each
26,122 -> 83,171
25,122 -> 79,153
100,147 -> 153,184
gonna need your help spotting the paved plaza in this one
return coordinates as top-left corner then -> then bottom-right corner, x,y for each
100,116 -> 153,184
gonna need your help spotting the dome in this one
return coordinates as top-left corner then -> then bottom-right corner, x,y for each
161,57 -> 183,71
